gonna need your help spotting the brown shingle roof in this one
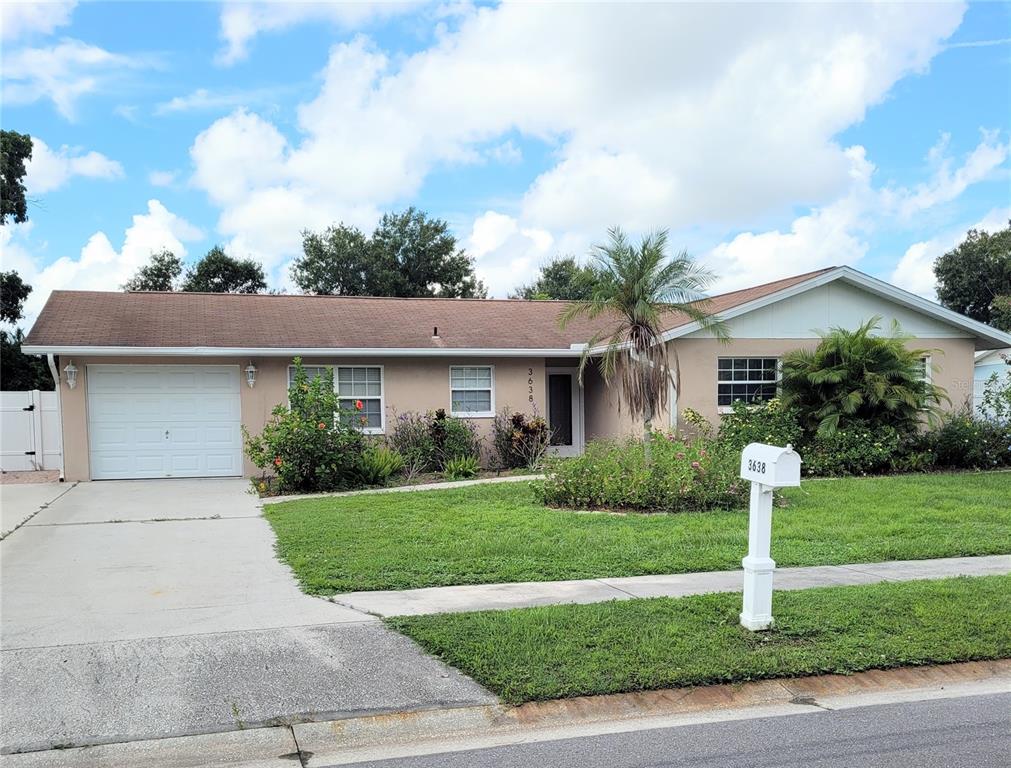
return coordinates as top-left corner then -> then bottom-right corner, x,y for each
24,268 -> 836,350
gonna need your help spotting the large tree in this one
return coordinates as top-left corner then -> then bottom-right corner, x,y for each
513,256 -> 600,300
1,270 -> 32,324
0,270 -> 52,390
934,222 -> 1011,331
1,130 -> 32,225
291,208 -> 486,298
122,250 -> 183,291
181,246 -> 266,293
561,228 -> 726,458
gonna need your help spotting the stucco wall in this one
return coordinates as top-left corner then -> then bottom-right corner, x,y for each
671,337 -> 977,428
58,355 -> 548,481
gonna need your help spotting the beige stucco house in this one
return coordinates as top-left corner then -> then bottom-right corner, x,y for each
24,266 -> 1011,481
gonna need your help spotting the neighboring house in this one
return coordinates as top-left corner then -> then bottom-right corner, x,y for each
24,266 -> 1011,481
974,348 -> 1011,418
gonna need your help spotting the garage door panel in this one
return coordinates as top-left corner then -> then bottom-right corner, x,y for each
87,365 -> 242,480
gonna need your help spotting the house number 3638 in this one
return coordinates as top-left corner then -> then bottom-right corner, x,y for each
747,459 -> 767,474
528,368 -> 534,402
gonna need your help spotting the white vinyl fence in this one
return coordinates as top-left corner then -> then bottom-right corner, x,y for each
0,390 -> 62,472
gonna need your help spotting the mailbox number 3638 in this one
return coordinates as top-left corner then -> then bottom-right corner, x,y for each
747,459 -> 767,474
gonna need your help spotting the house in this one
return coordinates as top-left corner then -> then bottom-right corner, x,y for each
974,348 -> 1011,418
23,266 -> 1011,481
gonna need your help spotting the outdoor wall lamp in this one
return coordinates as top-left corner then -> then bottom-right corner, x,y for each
63,360 -> 78,390
245,362 -> 258,389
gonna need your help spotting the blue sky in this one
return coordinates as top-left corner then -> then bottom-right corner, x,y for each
2,1 -> 1009,324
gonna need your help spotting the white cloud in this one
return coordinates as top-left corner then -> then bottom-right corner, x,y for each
486,140 -> 522,165
465,211 -> 554,296
888,129 -> 1009,219
1,2 -> 76,41
4,201 -> 203,327
705,129 -> 1009,294
891,206 -> 1011,299
2,38 -> 145,120
216,1 -> 422,66
189,3 -> 968,295
25,137 -> 124,194
148,170 -> 178,187
154,86 -> 290,115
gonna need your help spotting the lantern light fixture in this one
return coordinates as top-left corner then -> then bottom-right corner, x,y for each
63,360 -> 78,390
245,362 -> 257,389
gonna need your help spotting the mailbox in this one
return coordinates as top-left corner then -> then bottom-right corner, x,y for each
740,443 -> 802,488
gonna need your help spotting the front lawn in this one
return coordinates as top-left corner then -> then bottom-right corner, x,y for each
390,575 -> 1011,704
263,471 -> 1011,593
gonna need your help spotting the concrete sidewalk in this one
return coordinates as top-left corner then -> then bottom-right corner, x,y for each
333,554 -> 1011,617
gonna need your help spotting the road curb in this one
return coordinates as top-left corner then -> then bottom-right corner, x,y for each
291,659 -> 1011,765
9,660 -> 1005,767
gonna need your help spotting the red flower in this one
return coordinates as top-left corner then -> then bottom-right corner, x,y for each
354,400 -> 364,411
317,421 -> 326,429
273,456 -> 283,467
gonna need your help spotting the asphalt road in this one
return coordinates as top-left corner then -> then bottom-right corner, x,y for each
343,693 -> 1011,768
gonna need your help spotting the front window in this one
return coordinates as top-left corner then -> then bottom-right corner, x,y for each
337,366 -> 384,433
718,357 -> 778,407
450,365 -> 494,416
286,364 -> 384,433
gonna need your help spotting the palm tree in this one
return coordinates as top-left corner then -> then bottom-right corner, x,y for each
779,316 -> 948,437
561,227 -> 727,459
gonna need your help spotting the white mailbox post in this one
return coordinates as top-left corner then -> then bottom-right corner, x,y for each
739,443 -> 802,630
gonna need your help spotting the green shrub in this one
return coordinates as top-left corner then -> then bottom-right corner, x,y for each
926,413 -> 1011,470
430,408 -> 482,469
388,411 -> 437,478
360,445 -> 405,486
535,436 -> 748,513
780,316 -> 946,437
388,409 -> 483,475
243,359 -> 366,493
492,409 -> 551,470
717,398 -> 803,452
978,371 -> 1011,424
800,424 -> 901,477
443,454 -> 480,480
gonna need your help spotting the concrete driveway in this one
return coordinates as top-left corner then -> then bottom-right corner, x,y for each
0,479 -> 493,754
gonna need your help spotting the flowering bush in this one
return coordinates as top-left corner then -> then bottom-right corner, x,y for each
243,359 -> 367,493
717,398 -> 804,452
534,435 -> 748,513
388,409 -> 483,475
800,423 -> 901,476
925,412 -> 1011,470
492,409 -> 551,470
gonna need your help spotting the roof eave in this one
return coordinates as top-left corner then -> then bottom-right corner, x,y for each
660,266 -> 1011,349
18,345 -> 588,358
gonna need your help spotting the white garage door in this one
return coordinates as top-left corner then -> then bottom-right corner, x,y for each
87,365 -> 242,480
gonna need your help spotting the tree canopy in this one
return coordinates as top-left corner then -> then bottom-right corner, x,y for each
513,256 -> 600,300
0,269 -> 52,390
123,247 -> 267,293
291,208 -> 486,298
1,270 -> 32,324
181,246 -> 267,293
1,130 -> 32,225
561,228 -> 725,456
934,222 -> 1011,331
123,250 -> 183,291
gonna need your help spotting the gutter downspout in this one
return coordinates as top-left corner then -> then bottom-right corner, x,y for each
46,354 -> 66,482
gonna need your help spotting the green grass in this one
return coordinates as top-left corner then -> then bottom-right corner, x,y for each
264,471 -> 1011,593
389,575 -> 1011,704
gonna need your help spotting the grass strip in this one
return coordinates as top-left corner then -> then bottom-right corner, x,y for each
389,575 -> 1011,704
264,472 -> 1011,593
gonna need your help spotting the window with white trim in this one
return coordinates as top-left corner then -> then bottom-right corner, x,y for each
337,366 -> 384,433
717,358 -> 778,407
450,366 -> 494,416
915,355 -> 932,384
286,365 -> 384,433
